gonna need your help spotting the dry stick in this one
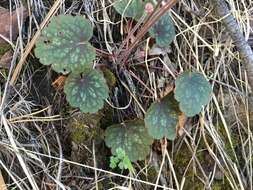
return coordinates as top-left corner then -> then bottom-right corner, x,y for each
10,0 -> 63,85
212,0 -> 253,89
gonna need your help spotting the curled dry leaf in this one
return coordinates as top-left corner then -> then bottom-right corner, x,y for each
52,75 -> 67,90
0,6 -> 28,44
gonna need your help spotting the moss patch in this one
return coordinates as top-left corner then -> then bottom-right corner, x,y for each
70,113 -> 103,144
0,44 -> 11,57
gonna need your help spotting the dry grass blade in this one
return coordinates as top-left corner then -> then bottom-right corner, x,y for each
1,116 -> 39,190
212,0 -> 253,89
10,0 -> 63,85
0,171 -> 7,190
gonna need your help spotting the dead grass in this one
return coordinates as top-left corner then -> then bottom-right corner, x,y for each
0,0 -> 252,189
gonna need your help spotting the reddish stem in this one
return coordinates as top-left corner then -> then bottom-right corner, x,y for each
119,0 -> 178,64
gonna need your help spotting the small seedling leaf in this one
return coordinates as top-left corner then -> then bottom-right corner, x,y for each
105,120 -> 153,162
174,71 -> 212,117
113,0 -> 144,20
110,156 -> 119,169
144,93 -> 180,140
149,13 -> 175,47
116,148 -> 126,159
64,68 -> 109,113
109,148 -> 135,173
35,15 -> 96,74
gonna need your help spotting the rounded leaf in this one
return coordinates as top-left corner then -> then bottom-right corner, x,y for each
64,69 -> 109,113
35,15 -> 96,74
149,13 -> 175,47
174,71 -> 212,117
105,120 -> 153,162
113,0 -> 144,20
144,93 -> 180,140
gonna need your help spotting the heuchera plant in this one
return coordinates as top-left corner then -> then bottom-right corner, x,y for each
35,15 -> 109,113
35,4 -> 212,168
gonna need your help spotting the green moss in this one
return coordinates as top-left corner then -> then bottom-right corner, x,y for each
100,104 -> 114,129
212,178 -> 233,190
70,113 -> 103,144
174,147 -> 192,170
216,123 -> 240,162
97,181 -> 104,190
0,69 -> 8,80
136,161 -> 158,189
146,166 -> 158,182
70,112 -> 108,168
71,122 -> 88,144
0,44 -> 12,81
174,143 -> 206,190
102,68 -> 117,89
0,44 -> 11,56
139,163 -> 158,182
183,180 -> 204,190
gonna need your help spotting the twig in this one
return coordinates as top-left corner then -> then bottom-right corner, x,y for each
211,0 -> 253,89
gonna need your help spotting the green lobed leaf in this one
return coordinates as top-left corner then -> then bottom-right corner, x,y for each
64,68 -> 109,113
122,157 -> 132,170
109,148 -> 135,173
144,93 -> 180,140
149,13 -> 175,47
118,161 -> 125,170
113,0 -> 145,20
105,120 -> 153,162
35,15 -> 96,74
174,71 -> 212,117
110,156 -> 119,169
116,147 -> 126,159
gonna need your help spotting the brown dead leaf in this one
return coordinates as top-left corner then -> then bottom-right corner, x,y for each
177,113 -> 187,136
0,6 -> 28,44
52,75 -> 67,90
0,50 -> 12,69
